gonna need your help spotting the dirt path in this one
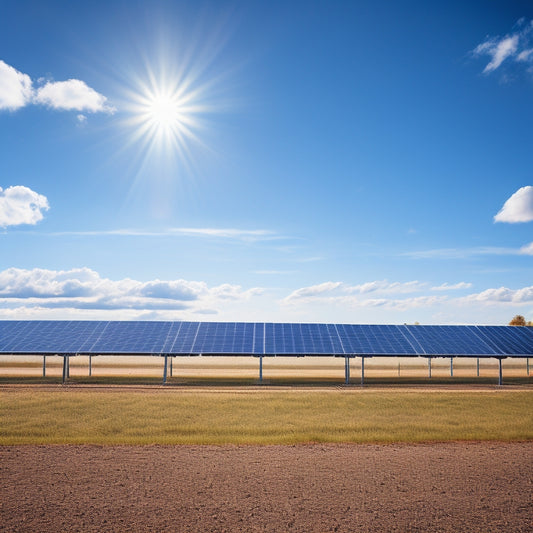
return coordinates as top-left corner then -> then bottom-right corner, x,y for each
1,443 -> 531,532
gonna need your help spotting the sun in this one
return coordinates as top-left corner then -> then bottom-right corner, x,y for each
130,81 -> 200,151
120,66 -> 213,172
147,94 -> 182,130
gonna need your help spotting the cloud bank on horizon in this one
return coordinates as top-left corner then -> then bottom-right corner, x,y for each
0,267 -> 531,323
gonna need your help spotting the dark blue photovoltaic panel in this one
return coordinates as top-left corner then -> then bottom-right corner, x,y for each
89,321 -> 173,354
473,326 -> 533,355
261,323 -> 343,354
337,324 -> 414,355
0,321 -> 106,353
169,322 -> 200,353
403,325 -> 498,356
1,321 -> 532,357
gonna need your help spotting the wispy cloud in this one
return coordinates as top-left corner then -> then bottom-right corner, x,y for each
431,282 -> 472,291
282,280 -> 447,311
283,280 -> 428,305
48,227 -> 280,242
494,186 -> 533,223
472,19 -> 533,74
0,186 -> 49,228
254,270 -> 296,275
519,242 -> 533,255
0,59 -> 114,114
403,246 -> 519,260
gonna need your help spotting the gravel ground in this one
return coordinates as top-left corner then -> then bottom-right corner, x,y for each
1,443 -> 532,532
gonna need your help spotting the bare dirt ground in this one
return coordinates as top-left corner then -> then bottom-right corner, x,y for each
1,443 -> 531,532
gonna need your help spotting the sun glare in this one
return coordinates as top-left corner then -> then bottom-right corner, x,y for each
121,64 -> 218,172
147,94 -> 182,129
118,20 -> 236,187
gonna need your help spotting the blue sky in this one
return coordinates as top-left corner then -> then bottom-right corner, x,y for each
0,0 -> 532,324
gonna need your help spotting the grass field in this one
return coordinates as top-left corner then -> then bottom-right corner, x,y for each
1,389 -> 532,445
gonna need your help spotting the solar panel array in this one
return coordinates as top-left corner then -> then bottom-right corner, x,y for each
0,321 -> 532,357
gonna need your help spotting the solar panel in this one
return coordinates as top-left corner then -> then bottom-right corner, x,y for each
0,320 -> 532,357
403,325 -> 499,356
473,325 -> 533,356
336,324 -> 414,355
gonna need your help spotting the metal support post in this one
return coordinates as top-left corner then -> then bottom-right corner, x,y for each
450,357 -> 453,378
89,355 -> 92,377
259,355 -> 263,383
361,356 -> 365,386
43,355 -> 46,378
498,358 -> 503,386
476,358 -> 480,378
170,357 -> 173,378
67,355 -> 70,378
527,358 -> 530,376
344,356 -> 350,384
428,357 -> 432,379
62,356 -> 67,384
163,355 -> 168,384
398,360 -> 401,377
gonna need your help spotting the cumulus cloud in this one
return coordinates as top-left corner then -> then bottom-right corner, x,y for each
0,267 -> 262,314
34,79 -> 115,113
0,186 -> 49,228
0,60 -> 33,110
494,186 -> 533,223
473,19 -> 533,74
463,286 -> 533,304
0,59 -> 114,115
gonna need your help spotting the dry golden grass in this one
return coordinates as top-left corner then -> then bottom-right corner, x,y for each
1,388 -> 532,445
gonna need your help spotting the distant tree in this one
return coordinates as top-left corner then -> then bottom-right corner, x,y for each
509,315 -> 526,326
527,321 -> 533,327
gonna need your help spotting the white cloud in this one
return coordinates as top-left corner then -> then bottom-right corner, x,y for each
431,282 -> 472,291
0,267 -> 262,315
517,48 -> 533,62
463,286 -> 533,304
283,280 -> 427,304
473,20 -> 533,74
34,79 -> 115,113
0,60 -> 33,110
475,35 -> 519,73
0,59 -> 114,116
48,227 -> 279,242
494,186 -> 533,223
404,246 -> 521,260
0,186 -> 49,228
519,242 -> 533,255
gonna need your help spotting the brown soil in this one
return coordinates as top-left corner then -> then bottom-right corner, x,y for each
1,443 -> 531,532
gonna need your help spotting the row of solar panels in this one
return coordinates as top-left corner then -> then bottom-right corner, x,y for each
0,321 -> 532,357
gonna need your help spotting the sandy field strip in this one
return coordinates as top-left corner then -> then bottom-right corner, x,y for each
1,443 -> 531,532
